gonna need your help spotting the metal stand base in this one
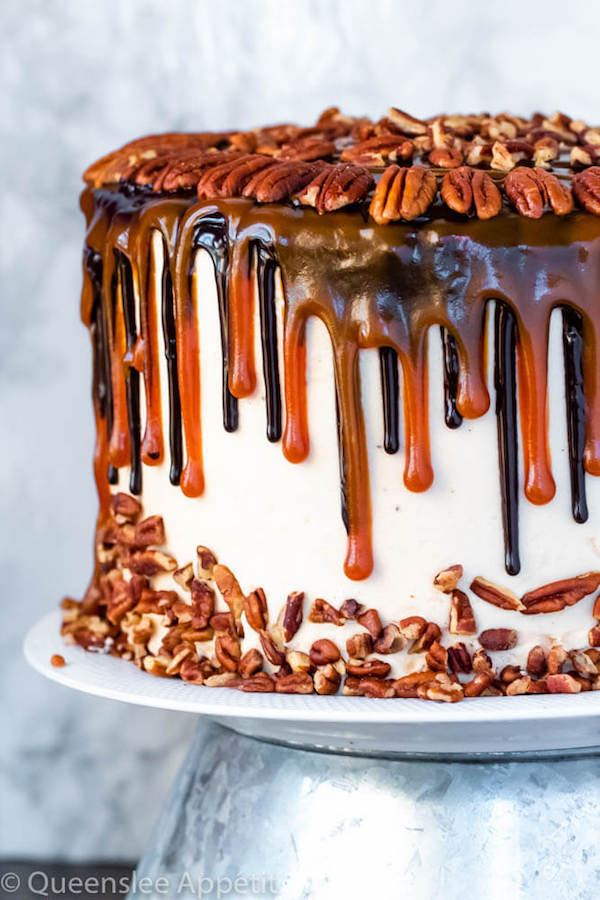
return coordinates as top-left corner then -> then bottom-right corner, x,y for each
130,721 -> 600,899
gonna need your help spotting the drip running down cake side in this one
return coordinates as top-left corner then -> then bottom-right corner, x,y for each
61,107 -> 600,701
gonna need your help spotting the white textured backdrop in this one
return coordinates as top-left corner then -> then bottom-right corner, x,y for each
2,0 -> 599,861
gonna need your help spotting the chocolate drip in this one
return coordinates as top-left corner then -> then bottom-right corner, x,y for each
161,264 -> 183,485
256,243 -> 282,442
440,327 -> 463,429
118,254 -> 142,494
494,304 -> 520,576
192,214 -> 239,433
379,347 -> 400,453
562,307 -> 589,523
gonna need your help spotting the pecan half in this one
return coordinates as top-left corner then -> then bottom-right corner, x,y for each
433,564 -> 463,594
369,164 -> 437,223
428,147 -> 463,169
357,608 -> 383,639
504,166 -> 574,218
448,590 -> 476,635
479,628 -> 518,652
441,167 -> 502,219
295,163 -> 374,213
572,167 -> 600,215
238,672 -> 275,693
275,672 -> 314,694
470,576 -> 523,611
242,160 -> 324,203
521,571 -> 600,613
309,639 -> 341,666
346,659 -> 391,678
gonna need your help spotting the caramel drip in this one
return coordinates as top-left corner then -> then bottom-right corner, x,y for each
82,188 -> 600,579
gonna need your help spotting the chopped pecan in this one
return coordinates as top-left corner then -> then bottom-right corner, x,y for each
358,677 -> 396,698
572,167 -> 600,215
282,591 -> 304,640
387,108 -> 428,135
463,673 -> 494,697
589,625 -> 600,647
521,571 -> 600,613
341,135 -> 413,166
581,127 -> 600,147
213,564 -> 245,621
209,611 -> 235,635
309,638 -> 341,666
571,145 -> 599,169
179,657 -> 206,684
533,136 -> 559,168
259,630 -> 286,666
547,644 -> 568,674
286,650 -> 312,673
448,590 -> 477,635
505,676 -> 533,695
196,545 -> 217,578
244,587 -> 268,633
433,564 -> 463,593
173,563 -> 194,591
357,608 -> 383,639
129,549 -> 177,576
214,634 -> 241,672
447,643 -> 472,674
205,672 -> 240,688
238,648 -> 264,678
346,659 -> 391,678
314,664 -> 341,695
143,656 -> 171,678
491,140 -> 533,171
373,623 -> 405,654
470,576 -> 523,611
51,654 -> 66,668
426,641 -> 448,672
419,681 -> 464,702
410,622 -> 442,653
110,492 -> 142,522
346,632 -> 373,659
593,594 -> 600,619
504,166 -> 573,218
398,615 -> 427,640
478,628 -> 517,651
527,645 -> 547,676
339,598 -> 362,619
570,649 -> 598,676
369,164 -> 437,223
133,515 -> 165,547
546,673 -> 582,694
189,579 -> 215,629
308,597 -> 343,626
500,664 -> 522,684
275,672 -> 314,694
465,140 -> 494,167
393,670 -> 437,698
295,163 -> 374,213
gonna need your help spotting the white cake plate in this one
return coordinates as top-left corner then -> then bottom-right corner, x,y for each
25,609 -> 600,757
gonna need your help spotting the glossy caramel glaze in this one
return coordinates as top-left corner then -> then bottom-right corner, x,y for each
81,186 -> 600,580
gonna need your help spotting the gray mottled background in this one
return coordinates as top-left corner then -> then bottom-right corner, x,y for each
1,0 -> 599,862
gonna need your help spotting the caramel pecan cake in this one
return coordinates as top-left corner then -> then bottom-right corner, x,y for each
61,107 -> 600,701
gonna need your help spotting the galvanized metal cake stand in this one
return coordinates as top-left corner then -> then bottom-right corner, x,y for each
26,611 -> 600,899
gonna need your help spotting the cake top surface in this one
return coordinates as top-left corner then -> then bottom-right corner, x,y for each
83,107 -> 600,222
